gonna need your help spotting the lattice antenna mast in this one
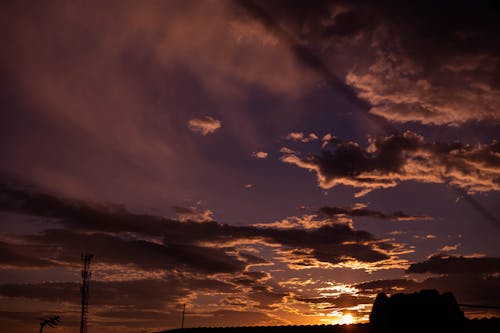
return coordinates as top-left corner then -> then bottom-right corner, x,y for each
80,253 -> 93,333
181,304 -> 186,329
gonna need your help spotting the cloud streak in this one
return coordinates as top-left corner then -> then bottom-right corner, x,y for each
407,254 -> 500,275
318,205 -> 431,222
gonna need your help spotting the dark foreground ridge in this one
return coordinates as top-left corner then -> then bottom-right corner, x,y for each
158,290 -> 499,333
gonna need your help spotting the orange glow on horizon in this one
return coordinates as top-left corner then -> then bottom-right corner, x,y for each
337,313 -> 355,325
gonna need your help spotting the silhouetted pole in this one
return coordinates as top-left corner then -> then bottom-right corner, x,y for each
181,304 -> 186,329
80,253 -> 93,333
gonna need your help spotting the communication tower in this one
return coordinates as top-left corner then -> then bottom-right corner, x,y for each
80,253 -> 93,333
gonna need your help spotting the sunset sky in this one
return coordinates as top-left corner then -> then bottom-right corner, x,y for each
1,1 -> 499,332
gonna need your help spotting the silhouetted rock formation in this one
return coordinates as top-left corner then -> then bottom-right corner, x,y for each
370,289 -> 465,332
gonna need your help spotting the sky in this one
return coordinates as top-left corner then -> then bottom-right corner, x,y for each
0,0 -> 499,332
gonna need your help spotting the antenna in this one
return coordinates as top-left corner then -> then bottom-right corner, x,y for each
80,252 -> 93,333
39,315 -> 60,333
181,304 -> 186,329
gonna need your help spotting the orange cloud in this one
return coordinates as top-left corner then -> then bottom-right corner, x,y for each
252,151 -> 269,159
187,116 -> 222,135
285,132 -> 319,143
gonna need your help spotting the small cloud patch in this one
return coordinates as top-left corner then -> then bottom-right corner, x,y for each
187,116 -> 221,135
252,151 -> 268,159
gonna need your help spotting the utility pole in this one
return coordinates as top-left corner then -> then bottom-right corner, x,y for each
80,253 -> 93,333
181,304 -> 186,329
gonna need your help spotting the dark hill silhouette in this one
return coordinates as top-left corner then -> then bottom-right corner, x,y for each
158,290 -> 499,333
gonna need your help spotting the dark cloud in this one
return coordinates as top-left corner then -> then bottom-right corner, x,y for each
247,285 -> 288,309
0,182 -> 393,268
7,228 -> 245,274
0,280 -> 282,328
296,294 -> 373,308
407,254 -> 500,275
238,252 -> 269,265
0,277 -> 231,309
355,278 -> 417,293
318,205 -> 431,221
281,131 -> 500,195
235,0 -> 391,134
0,182 -> 168,236
238,0 -> 500,125
0,241 -> 55,268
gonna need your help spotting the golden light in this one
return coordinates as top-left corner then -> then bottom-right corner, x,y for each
337,313 -> 355,325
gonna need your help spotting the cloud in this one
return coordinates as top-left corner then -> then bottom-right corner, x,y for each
279,146 -> 296,154
295,294 -> 373,308
238,0 -> 500,126
0,0 -> 319,212
187,116 -> 222,135
0,241 -> 55,268
321,133 -> 341,148
280,131 -> 500,194
341,3 -> 500,126
0,181 -> 394,269
253,214 -> 337,230
0,179 -> 410,330
252,151 -> 268,159
285,132 -> 319,143
0,181 -> 171,236
440,244 -> 460,252
355,278 -> 418,293
0,276 -> 232,309
346,54 -> 500,126
406,254 -> 500,275
12,228 -> 246,274
318,205 -> 431,221
173,205 -> 215,223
